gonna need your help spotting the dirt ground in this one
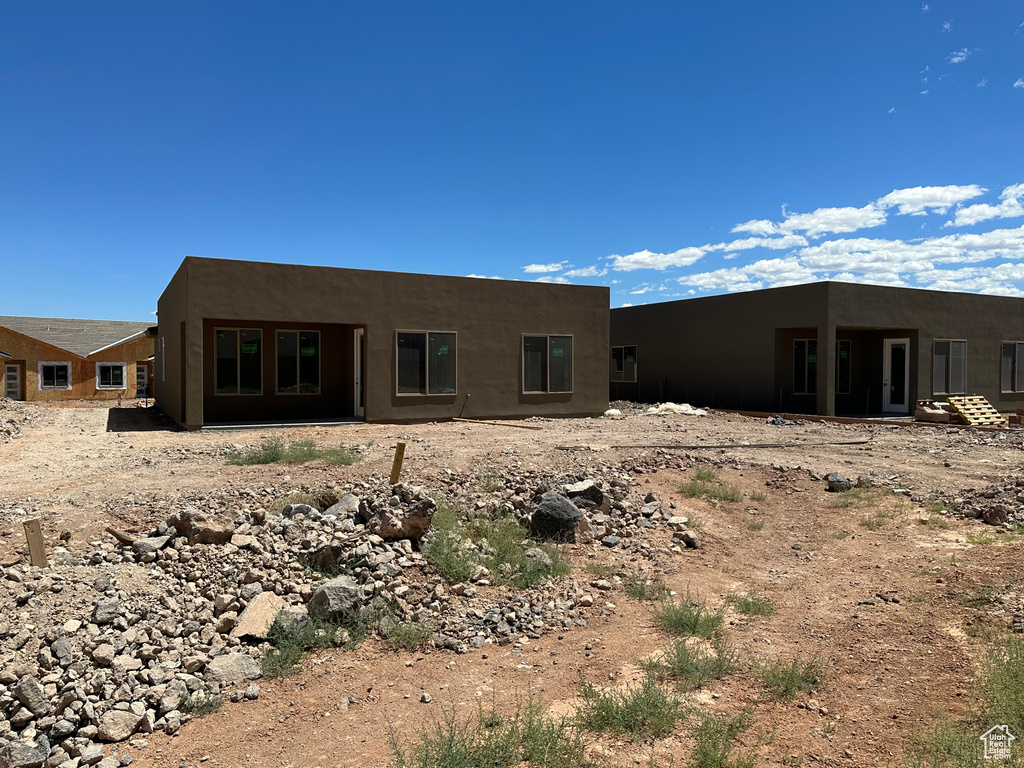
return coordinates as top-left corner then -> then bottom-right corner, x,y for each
2,399 -> 1022,767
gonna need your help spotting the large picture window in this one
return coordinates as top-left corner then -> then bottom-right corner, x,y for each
1002,341 -> 1024,393
96,362 -> 126,390
794,339 -> 817,395
277,330 -> 321,394
396,331 -> 456,395
611,345 -> 637,383
523,335 -> 573,393
38,362 -> 71,391
215,329 -> 262,395
933,339 -> 966,395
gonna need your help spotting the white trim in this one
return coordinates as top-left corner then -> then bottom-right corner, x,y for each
38,361 -> 72,391
0,351 -> 11,360
95,362 -> 127,390
883,337 -> 911,412
87,329 -> 149,357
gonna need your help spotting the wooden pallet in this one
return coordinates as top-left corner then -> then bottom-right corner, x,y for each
946,395 -> 1007,426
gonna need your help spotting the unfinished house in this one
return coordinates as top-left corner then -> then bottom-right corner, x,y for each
610,281 -> 1024,417
0,316 -> 157,402
155,256 -> 609,429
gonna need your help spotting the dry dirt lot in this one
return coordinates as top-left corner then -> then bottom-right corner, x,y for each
1,399 -> 1022,767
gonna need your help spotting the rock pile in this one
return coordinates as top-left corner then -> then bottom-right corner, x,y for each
944,479 -> 1024,528
0,399 -> 33,445
0,470 -> 700,766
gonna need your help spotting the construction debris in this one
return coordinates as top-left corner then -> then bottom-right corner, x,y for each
946,395 -> 1006,427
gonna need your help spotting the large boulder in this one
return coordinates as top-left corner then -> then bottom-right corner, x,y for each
167,510 -> 235,545
206,653 -> 261,684
0,735 -> 49,768
826,472 -> 853,492
97,709 -> 143,741
307,576 -> 362,621
563,480 -> 610,513
231,592 -> 285,640
530,492 -> 582,543
131,536 -> 170,557
366,498 -> 435,540
324,494 -> 360,517
13,676 -> 50,717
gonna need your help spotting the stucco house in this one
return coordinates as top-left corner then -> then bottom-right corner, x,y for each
155,256 -> 609,429
610,281 -> 1024,417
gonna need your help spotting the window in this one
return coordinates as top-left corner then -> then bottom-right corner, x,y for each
523,335 -> 573,393
793,339 -> 817,395
611,345 -> 638,383
1002,342 -> 1024,392
215,329 -> 262,395
96,362 -> 126,390
836,340 -> 852,395
38,362 -> 71,391
277,330 -> 320,394
933,339 -> 966,395
396,331 -> 456,395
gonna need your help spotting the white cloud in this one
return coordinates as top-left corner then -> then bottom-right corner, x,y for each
522,261 -> 569,273
629,283 -> 657,295
619,302 -> 634,308
921,3 -> 929,11
876,184 -> 986,215
888,106 -> 897,114
732,205 -> 885,238
466,273 -> 506,280
947,48 -> 972,64
978,78 -> 988,87
921,89 -> 930,95
942,20 -> 952,32
531,275 -> 570,284
608,247 -> 707,271
562,265 -> 607,278
946,184 -> 1024,227
1015,78 -> 1024,89
731,219 -> 781,236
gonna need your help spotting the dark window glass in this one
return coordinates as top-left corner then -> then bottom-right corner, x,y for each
549,336 -> 573,392
794,341 -> 806,393
1002,343 -> 1015,392
239,330 -> 262,394
622,345 -> 637,383
611,347 -> 624,381
298,331 -> 320,394
215,330 -> 238,394
836,340 -> 851,395
950,340 -> 966,394
397,332 -> 426,394
806,339 -> 818,394
428,332 -> 456,395
277,331 -> 298,394
523,336 -> 547,392
933,340 -> 950,394
99,364 -> 124,388
1017,345 -> 1024,393
42,364 -> 69,389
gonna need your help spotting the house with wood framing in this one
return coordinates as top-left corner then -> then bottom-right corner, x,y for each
0,316 -> 157,402
610,281 -> 1024,417
155,256 -> 609,429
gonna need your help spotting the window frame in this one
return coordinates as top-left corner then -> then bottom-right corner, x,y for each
611,345 -> 638,383
95,362 -> 127,391
214,327 -> 263,396
1001,341 -> 1024,393
275,329 -> 322,396
394,330 -> 458,396
522,333 -> 574,394
793,338 -> 818,395
38,361 -> 72,391
932,338 -> 967,396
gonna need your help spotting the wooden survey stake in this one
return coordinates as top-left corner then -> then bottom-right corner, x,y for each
23,519 -> 47,568
390,441 -> 407,484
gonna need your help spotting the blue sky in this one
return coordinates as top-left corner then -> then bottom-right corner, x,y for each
2,2 -> 1023,320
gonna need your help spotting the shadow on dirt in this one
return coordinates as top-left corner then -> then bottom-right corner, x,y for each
105,406 -> 177,433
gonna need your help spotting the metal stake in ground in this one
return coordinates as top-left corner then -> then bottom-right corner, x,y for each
23,518 -> 47,568
390,441 -> 407,484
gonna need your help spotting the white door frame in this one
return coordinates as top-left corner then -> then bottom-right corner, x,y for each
883,338 -> 910,413
5,364 -> 21,400
354,328 -> 365,419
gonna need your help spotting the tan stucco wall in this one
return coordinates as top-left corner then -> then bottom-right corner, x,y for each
0,327 -> 155,402
157,257 -> 609,429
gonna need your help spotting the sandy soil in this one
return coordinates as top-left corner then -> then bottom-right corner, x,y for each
1,399 -> 1022,767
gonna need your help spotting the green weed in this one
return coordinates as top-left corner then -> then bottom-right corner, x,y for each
756,657 -> 824,701
228,438 -> 360,466
689,711 -> 756,768
179,690 -> 223,717
727,591 -> 775,617
748,491 -> 767,503
261,611 -> 366,678
745,520 -> 765,532
966,532 -> 996,545
624,570 -> 670,601
680,468 -> 743,504
653,593 -> 724,639
575,674 -> 686,738
641,639 -> 737,691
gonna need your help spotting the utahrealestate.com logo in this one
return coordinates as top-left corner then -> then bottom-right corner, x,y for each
980,725 -> 1016,760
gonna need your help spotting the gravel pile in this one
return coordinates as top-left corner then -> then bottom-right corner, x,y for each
0,467 -> 700,767
0,399 -> 35,445
943,478 -> 1024,528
